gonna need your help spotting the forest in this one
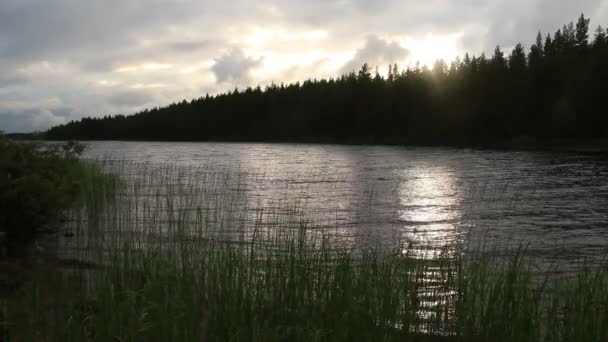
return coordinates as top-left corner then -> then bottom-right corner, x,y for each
46,14 -> 608,146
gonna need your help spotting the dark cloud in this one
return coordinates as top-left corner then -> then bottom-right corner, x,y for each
0,0 -> 199,63
0,108 -> 65,133
50,107 -> 74,118
169,40 -> 218,52
1,0 -> 606,66
0,112 -> 35,133
211,49 -> 263,84
79,59 -> 117,73
0,75 -> 27,88
483,0 -> 606,51
340,35 -> 410,74
108,90 -> 155,107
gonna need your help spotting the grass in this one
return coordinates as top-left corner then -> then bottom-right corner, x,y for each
2,161 -> 608,341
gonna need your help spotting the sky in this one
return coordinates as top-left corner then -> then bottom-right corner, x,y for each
1,0 -> 607,132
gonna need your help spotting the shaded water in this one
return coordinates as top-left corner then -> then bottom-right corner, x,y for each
73,141 -> 608,266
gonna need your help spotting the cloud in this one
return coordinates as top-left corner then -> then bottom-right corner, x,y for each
33,109 -> 67,128
482,0 -> 605,51
211,49 -> 263,84
107,90 -> 155,107
0,108 -> 67,133
168,40 -> 218,52
1,0 -> 608,132
0,74 -> 27,88
340,35 -> 410,75
0,96 -> 64,113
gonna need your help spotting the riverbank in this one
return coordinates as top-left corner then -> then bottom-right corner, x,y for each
29,133 -> 608,155
8,127 -> 608,154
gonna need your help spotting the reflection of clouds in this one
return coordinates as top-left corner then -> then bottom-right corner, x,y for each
236,144 -> 360,244
398,166 -> 462,256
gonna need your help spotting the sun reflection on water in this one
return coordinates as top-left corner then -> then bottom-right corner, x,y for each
398,165 -> 462,258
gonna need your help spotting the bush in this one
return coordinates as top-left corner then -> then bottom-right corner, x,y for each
0,135 -> 85,240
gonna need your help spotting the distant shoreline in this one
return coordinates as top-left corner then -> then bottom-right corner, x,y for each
10,134 -> 608,154
490,139 -> 608,154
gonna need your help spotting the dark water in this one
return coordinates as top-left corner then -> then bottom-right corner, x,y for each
81,141 -> 608,264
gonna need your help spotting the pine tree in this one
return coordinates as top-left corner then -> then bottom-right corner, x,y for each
563,22 -> 576,49
462,53 -> 471,71
544,34 -> 555,57
575,13 -> 591,48
387,64 -> 394,82
433,59 -> 447,77
529,32 -> 544,70
553,29 -> 564,52
593,25 -> 606,49
509,43 -> 527,72
357,63 -> 372,81
491,46 -> 507,70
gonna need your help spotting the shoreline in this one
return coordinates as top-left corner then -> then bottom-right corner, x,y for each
32,137 -> 608,154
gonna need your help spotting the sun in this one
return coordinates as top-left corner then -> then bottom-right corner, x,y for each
402,33 -> 461,68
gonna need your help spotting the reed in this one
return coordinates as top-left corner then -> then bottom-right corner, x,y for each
4,161 -> 607,341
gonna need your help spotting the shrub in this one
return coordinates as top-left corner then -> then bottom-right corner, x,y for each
0,135 -> 85,240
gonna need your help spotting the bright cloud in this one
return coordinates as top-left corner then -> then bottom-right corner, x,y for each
403,33 -> 462,67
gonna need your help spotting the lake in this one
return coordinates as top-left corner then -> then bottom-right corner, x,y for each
73,141 -> 608,266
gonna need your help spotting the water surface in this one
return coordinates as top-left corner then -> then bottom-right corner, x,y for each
81,141 -> 608,264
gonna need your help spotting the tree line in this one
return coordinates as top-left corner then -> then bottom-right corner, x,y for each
47,14 -> 608,146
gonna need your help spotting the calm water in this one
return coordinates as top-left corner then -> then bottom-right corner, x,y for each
81,141 -> 608,263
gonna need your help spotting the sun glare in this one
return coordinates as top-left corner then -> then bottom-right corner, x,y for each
403,34 -> 460,68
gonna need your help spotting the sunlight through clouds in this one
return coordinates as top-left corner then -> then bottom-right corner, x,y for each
240,27 -> 329,47
114,63 -> 174,73
96,80 -> 120,87
129,83 -> 168,90
403,33 -> 463,67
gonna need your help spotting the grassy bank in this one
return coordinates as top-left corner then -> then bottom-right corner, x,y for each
0,137 -> 119,248
5,234 -> 608,341
2,162 -> 607,341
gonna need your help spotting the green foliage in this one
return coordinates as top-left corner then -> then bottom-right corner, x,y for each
7,236 -> 608,341
0,136 -> 86,239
